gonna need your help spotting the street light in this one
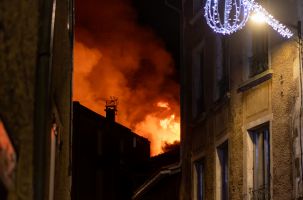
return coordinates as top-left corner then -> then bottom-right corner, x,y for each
250,11 -> 266,24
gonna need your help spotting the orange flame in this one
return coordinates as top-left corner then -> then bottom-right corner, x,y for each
157,101 -> 170,109
135,101 -> 180,156
74,0 -> 180,156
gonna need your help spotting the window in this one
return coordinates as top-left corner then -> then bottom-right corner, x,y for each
249,1 -> 268,77
249,125 -> 270,199
193,159 -> 205,200
214,36 -> 229,101
217,141 -> 228,200
192,43 -> 205,118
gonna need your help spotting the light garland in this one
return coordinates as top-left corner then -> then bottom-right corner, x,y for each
251,3 -> 293,38
204,0 -> 294,38
204,0 -> 252,35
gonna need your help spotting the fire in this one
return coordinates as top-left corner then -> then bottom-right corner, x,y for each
135,101 -> 180,156
157,101 -> 170,109
74,0 -> 180,156
160,115 -> 177,131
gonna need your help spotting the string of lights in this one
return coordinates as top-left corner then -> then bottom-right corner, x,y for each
251,3 -> 293,38
204,0 -> 252,34
204,0 -> 294,38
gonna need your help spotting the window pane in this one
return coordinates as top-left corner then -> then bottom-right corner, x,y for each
251,125 -> 270,199
218,141 -> 228,200
195,161 -> 204,200
249,28 -> 268,77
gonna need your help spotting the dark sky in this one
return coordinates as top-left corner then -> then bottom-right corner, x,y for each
132,0 -> 181,72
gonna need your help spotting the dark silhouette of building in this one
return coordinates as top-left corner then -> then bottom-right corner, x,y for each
72,102 -> 150,200
132,146 -> 181,200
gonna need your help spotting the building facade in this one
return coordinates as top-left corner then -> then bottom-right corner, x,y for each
180,0 -> 303,199
0,0 -> 73,199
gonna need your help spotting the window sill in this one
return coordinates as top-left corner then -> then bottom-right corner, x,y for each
238,70 -> 273,93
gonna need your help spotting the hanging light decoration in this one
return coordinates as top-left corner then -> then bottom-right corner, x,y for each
204,0 -> 253,35
204,0 -> 294,38
251,3 -> 293,38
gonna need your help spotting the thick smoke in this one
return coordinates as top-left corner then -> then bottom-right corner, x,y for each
74,0 -> 180,155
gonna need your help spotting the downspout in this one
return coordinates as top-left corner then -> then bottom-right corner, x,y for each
298,21 -> 303,184
164,1 -> 185,199
164,0 -> 184,163
34,0 -> 56,199
67,0 -> 74,178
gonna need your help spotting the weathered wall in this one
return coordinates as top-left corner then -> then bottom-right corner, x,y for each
0,1 -> 39,199
0,0 -> 72,200
271,41 -> 296,199
52,0 -> 73,199
180,0 -> 301,199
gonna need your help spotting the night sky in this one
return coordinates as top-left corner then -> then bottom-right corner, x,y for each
132,0 -> 181,74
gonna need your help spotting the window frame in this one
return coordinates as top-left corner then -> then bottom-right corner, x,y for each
249,26 -> 269,78
213,35 -> 230,102
249,124 -> 271,199
244,119 -> 272,200
215,140 -> 229,200
193,158 -> 206,200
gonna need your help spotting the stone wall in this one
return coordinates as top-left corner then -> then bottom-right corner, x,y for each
0,1 -> 39,199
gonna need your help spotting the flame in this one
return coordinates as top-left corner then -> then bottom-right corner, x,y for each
157,101 -> 170,109
74,0 -> 180,156
135,101 -> 180,156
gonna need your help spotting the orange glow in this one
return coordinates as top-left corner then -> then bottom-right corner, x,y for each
157,101 -> 170,109
74,0 -> 180,156
135,102 -> 180,156
0,120 -> 16,189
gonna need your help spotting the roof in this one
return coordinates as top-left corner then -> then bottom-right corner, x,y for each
73,101 -> 150,143
132,163 -> 181,200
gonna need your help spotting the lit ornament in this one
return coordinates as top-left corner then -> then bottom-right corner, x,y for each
204,0 -> 293,38
251,3 -> 293,38
204,0 -> 253,35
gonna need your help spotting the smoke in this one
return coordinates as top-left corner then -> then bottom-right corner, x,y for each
74,0 -> 180,155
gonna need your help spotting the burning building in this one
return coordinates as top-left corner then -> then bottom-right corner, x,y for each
74,0 -> 181,156
72,101 -> 150,200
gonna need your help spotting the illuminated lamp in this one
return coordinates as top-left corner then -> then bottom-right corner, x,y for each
204,0 -> 294,38
250,3 -> 293,38
204,0 -> 252,35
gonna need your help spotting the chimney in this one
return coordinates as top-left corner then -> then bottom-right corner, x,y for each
105,97 -> 118,122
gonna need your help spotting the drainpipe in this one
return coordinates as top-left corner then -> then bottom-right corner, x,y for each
33,0 -> 56,199
164,0 -> 183,164
298,21 -> 303,184
164,1 -> 186,198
